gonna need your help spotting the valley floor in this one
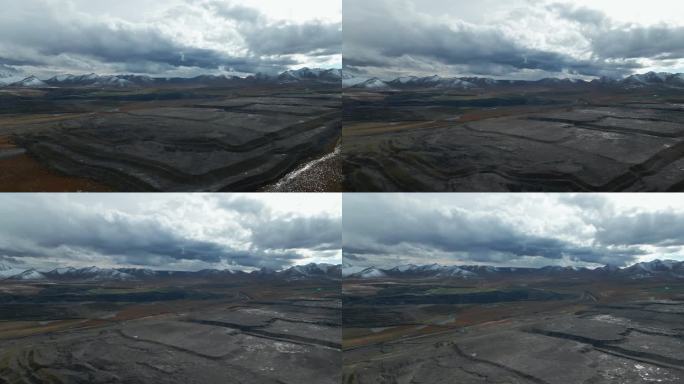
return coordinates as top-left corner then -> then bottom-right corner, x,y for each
343,278 -> 684,383
0,280 -> 341,384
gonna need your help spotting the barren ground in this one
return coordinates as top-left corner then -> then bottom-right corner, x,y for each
0,278 -> 341,383
0,84 -> 341,192
343,87 -> 684,191
343,277 -> 684,383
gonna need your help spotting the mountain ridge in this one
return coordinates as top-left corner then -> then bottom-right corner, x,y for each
0,262 -> 342,281
345,71 -> 684,90
1,67 -> 343,88
344,259 -> 684,280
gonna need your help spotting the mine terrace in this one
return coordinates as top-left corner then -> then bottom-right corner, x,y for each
0,71 -> 341,192
343,264 -> 684,383
343,76 -> 684,192
0,267 -> 341,384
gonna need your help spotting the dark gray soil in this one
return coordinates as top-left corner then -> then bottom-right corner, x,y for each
344,90 -> 684,192
5,86 -> 341,191
344,299 -> 684,383
0,297 -> 341,384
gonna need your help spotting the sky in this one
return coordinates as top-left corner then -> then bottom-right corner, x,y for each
343,0 -> 684,80
343,194 -> 684,269
0,194 -> 341,272
0,0 -> 341,79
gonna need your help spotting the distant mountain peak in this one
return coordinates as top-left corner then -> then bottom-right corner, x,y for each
354,78 -> 392,90
3,68 -> 342,89
343,260 -> 684,280
7,269 -> 46,280
278,67 -> 342,83
342,71 -> 684,90
0,263 -> 341,282
10,75 -> 48,88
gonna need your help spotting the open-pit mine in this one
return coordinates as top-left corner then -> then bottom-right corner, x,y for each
0,271 -> 341,384
0,74 -> 341,192
343,266 -> 684,383
344,81 -> 684,192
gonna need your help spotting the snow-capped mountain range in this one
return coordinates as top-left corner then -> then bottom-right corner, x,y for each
4,70 -> 682,90
350,78 -> 395,90
7,75 -> 48,88
3,260 -> 682,281
278,68 -> 342,83
621,72 -> 684,87
344,71 -> 684,90
0,68 -> 342,89
0,263 -> 342,281
343,260 -> 684,280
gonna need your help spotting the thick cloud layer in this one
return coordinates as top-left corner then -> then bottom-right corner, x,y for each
344,0 -> 684,79
343,194 -> 684,268
207,1 -> 341,57
0,0 -> 341,78
0,194 -> 341,271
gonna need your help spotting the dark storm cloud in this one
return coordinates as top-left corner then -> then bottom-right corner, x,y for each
0,0 -> 338,77
342,252 -> 367,262
344,0 -> 679,79
0,195 -> 339,271
595,212 -> 684,247
250,216 -> 342,251
5,19 -> 193,65
548,3 -> 684,61
557,194 -> 684,248
343,195 -> 646,267
0,256 -> 24,265
213,196 -> 342,251
0,2 -> 246,73
592,26 -> 684,60
0,57 -> 46,68
206,1 -> 342,57
219,249 -> 304,270
244,22 -> 342,57
0,199 -> 226,264
345,17 -> 585,74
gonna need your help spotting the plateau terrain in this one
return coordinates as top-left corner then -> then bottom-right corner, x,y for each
344,73 -> 684,192
0,68 -> 342,192
343,260 -> 684,383
0,263 -> 342,384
